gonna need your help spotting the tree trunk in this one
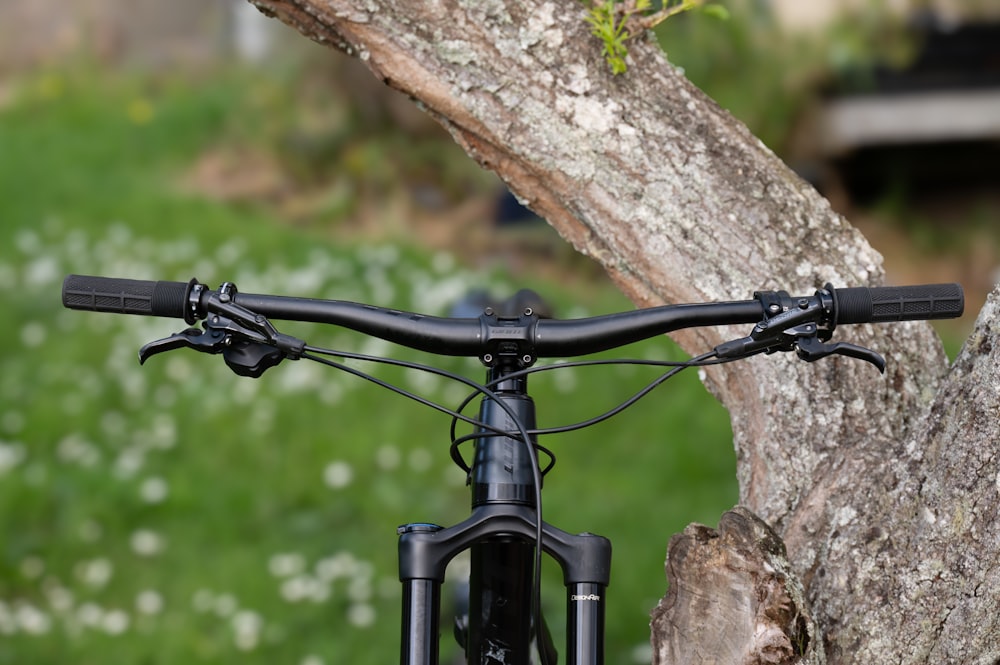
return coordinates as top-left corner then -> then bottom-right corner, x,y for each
247,1 -> 1000,661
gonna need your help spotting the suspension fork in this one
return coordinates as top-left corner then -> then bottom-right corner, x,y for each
398,365 -> 611,664
398,512 -> 611,664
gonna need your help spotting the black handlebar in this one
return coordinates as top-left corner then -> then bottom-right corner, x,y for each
62,275 -> 964,360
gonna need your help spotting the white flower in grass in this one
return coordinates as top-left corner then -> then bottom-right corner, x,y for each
215,239 -> 246,267
101,609 -> 129,635
280,575 -> 311,603
347,603 -> 376,628
191,590 -> 239,617
76,602 -> 103,628
24,255 -> 60,286
139,476 -> 169,504
631,642 -> 654,664
284,267 -> 324,295
213,593 -> 238,618
46,584 -> 74,613
130,529 -> 165,557
20,322 -> 47,348
404,367 -> 441,397
149,415 -> 178,450
280,572 -> 332,604
76,558 -> 113,588
280,575 -> 306,603
232,610 -> 264,651
268,552 -> 306,578
114,447 -> 145,478
0,441 -> 25,475
300,655 -> 325,665
135,590 -> 164,615
0,601 -> 13,635
323,461 -> 353,489
375,444 -> 400,471
276,361 -> 322,394
57,435 -> 100,467
15,603 -> 51,635
315,551 -> 357,582
308,581 -> 330,603
319,381 -> 345,406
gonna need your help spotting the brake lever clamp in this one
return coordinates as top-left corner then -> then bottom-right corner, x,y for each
716,289 -> 831,357
204,285 -> 305,362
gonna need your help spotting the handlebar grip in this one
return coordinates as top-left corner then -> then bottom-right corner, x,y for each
833,283 -> 964,324
62,275 -> 194,319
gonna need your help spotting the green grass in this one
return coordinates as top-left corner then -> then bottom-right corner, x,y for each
0,65 -> 736,664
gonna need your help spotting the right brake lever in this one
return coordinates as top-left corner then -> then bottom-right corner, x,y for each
715,324 -> 886,373
795,336 -> 886,373
715,309 -> 886,373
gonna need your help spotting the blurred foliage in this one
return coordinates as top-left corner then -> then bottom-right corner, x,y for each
654,0 -> 917,153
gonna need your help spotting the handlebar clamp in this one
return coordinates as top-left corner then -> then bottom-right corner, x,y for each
478,307 -> 539,369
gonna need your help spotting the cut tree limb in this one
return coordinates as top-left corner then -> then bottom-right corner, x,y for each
248,1 -> 1000,661
651,507 -> 822,665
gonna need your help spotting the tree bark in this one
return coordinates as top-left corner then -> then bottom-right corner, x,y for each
247,1 -> 1000,661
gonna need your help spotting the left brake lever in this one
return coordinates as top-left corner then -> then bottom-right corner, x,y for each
139,327 -> 227,365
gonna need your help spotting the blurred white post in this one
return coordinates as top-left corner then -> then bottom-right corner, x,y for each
231,0 -> 273,61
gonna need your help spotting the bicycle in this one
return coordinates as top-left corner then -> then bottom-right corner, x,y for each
61,274 -> 964,665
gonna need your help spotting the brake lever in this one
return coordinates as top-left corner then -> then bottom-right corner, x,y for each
139,327 -> 227,365
795,336 -> 886,373
715,320 -> 885,374
137,287 -> 306,379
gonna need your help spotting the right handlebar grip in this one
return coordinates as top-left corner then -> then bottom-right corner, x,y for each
62,275 -> 195,320
833,283 -> 964,324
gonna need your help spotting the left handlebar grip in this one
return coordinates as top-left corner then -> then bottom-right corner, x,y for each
62,275 -> 196,320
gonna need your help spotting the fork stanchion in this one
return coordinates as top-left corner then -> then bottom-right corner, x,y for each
400,578 -> 441,665
566,582 -> 606,665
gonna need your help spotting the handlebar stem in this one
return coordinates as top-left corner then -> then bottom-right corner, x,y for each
479,307 -> 540,370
